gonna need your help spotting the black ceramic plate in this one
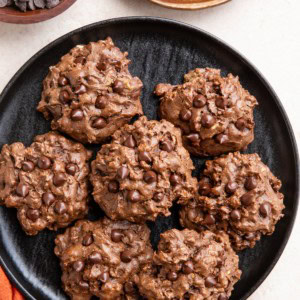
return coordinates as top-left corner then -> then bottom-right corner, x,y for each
0,17 -> 298,300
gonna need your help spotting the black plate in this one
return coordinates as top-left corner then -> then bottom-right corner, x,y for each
0,17 -> 299,300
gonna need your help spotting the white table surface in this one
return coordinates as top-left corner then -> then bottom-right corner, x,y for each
0,0 -> 299,299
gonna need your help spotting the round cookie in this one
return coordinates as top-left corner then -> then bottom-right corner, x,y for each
136,229 -> 241,300
0,131 -> 92,235
54,218 -> 153,300
155,68 -> 258,156
90,116 -> 198,223
180,152 -> 285,251
37,37 -> 143,144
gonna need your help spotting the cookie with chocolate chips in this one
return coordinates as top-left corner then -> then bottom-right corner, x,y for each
90,116 -> 197,223
136,229 -> 241,300
0,132 -> 92,235
54,217 -> 153,300
180,152 -> 285,251
155,68 -> 258,156
37,37 -> 143,144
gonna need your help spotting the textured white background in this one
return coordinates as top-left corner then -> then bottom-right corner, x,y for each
0,0 -> 299,299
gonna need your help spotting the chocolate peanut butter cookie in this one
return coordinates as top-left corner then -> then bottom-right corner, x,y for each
180,152 -> 284,251
0,132 -> 91,235
136,229 -> 241,300
37,37 -> 143,144
90,116 -> 198,223
54,218 -> 153,300
155,68 -> 258,156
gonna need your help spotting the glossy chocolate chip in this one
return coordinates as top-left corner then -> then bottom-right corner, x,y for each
218,294 -> 228,300
138,151 -> 152,163
74,56 -> 86,64
153,192 -> 163,202
127,190 -> 140,202
37,156 -> 51,170
225,182 -> 238,194
22,161 -> 35,172
65,163 -> 77,176
241,191 -> 255,206
95,95 -> 107,109
92,117 -> 106,129
47,105 -> 62,119
230,209 -> 241,221
235,118 -> 247,130
111,229 -> 123,243
78,281 -> 89,289
180,108 -> 192,121
54,201 -> 67,214
215,134 -> 229,144
58,76 -> 68,86
108,181 -> 119,193
117,166 -> 129,180
215,97 -> 227,109
71,109 -> 84,121
120,250 -> 132,263
82,234 -> 93,246
198,178 -> 211,196
42,192 -> 55,206
182,261 -> 194,274
59,90 -> 71,104
53,173 -> 67,187
159,141 -> 173,152
89,252 -> 102,264
124,135 -> 136,148
205,276 -> 217,288
143,171 -> 157,184
26,209 -> 39,221
167,272 -> 178,281
16,183 -> 29,197
201,113 -> 216,128
260,202 -> 272,218
170,174 -> 181,186
113,79 -> 125,93
74,84 -> 87,95
99,272 -> 109,283
193,94 -> 206,108
203,214 -> 215,225
73,260 -> 85,272
245,176 -> 257,190
186,133 -> 200,143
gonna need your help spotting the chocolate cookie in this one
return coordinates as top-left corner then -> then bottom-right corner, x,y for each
54,218 -> 153,300
37,37 -> 143,144
90,116 -> 198,223
155,68 -> 258,156
180,152 -> 284,251
136,229 -> 241,300
0,132 -> 92,235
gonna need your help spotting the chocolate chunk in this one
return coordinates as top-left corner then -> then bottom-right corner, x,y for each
55,201 -> 67,214
241,191 -> 255,206
74,56 -> 86,64
58,76 -> 68,86
138,151 -> 152,164
245,176 -> 257,190
65,163 -> 77,176
201,113 -> 216,128
159,141 -> 173,152
203,214 -> 215,225
143,171 -> 157,184
198,178 -> 211,196
117,166 -> 129,180
27,209 -> 40,221
127,190 -> 140,202
120,250 -> 132,263
111,229 -> 123,242
89,252 -> 102,264
215,97 -> 227,109
82,234 -> 93,246
73,260 -> 85,272
182,261 -> 194,274
205,276 -> 216,287
108,181 -> 119,193
180,108 -> 192,121
186,133 -> 200,143
74,84 -> 87,95
170,174 -> 181,186
47,105 -> 62,119
124,135 -> 136,148
95,95 -> 107,109
78,281 -> 89,289
42,192 -> 55,206
216,134 -> 229,144
259,202 -> 271,218
22,161 -> 35,172
59,90 -> 71,104
38,156 -> 51,170
92,117 -> 106,129
153,192 -> 163,202
71,109 -> 84,121
225,182 -> 238,194
53,173 -> 67,187
16,183 -> 29,197
193,94 -> 206,108
230,210 -> 241,221
99,272 -> 109,283
235,118 -> 247,130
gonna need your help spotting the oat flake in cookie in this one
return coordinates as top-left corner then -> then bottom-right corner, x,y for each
90,116 -> 198,223
0,132 -> 91,235
54,218 -> 153,300
136,229 -> 241,300
180,152 -> 285,251
155,68 -> 258,156
37,37 -> 143,144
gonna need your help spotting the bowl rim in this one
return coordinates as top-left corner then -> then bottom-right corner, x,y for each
0,16 -> 299,300
149,0 -> 231,10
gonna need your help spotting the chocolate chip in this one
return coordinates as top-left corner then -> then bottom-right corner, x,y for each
245,232 -> 256,240
108,181 -> 119,193
82,234 -> 93,246
53,173 -> 67,187
58,76 -> 68,87
74,84 -> 87,95
0,0 -> 8,8
46,0 -> 60,9
138,151 -> 152,164
99,272 -> 109,283
218,294 -> 228,300
225,182 -> 238,194
127,190 -> 140,202
193,94 -> 206,108
188,209 -> 197,221
153,192 -> 163,202
215,134 -> 229,144
89,251 -> 102,264
34,0 -> 45,9
245,176 -> 257,190
143,171 -> 157,184
182,261 -> 194,274
74,56 -> 86,64
65,163 -> 77,176
37,156 -> 51,170
113,79 -> 124,93
124,135 -> 136,148
42,192 -> 55,206
205,276 -> 216,288
54,201 -> 67,214
159,141 -> 173,152
203,214 -> 215,225
170,174 -> 181,186
95,95 -> 107,109
124,282 -> 135,294
120,250 -> 132,263
92,117 -> 107,129
241,191 -> 255,206
198,178 -> 211,196
230,209 -> 241,221
73,260 -> 85,272
111,229 -> 123,242
167,272 -> 178,281
78,281 -> 89,289
47,105 -> 62,119
26,209 -> 39,221
186,133 -> 200,143
16,183 -> 29,197
235,118 -> 247,130
71,109 -> 84,121
22,161 -> 35,172
201,113 -> 216,128
180,108 -> 192,121
59,90 -> 71,104
260,202 -> 272,218
117,166 -> 129,180
215,97 -> 227,109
